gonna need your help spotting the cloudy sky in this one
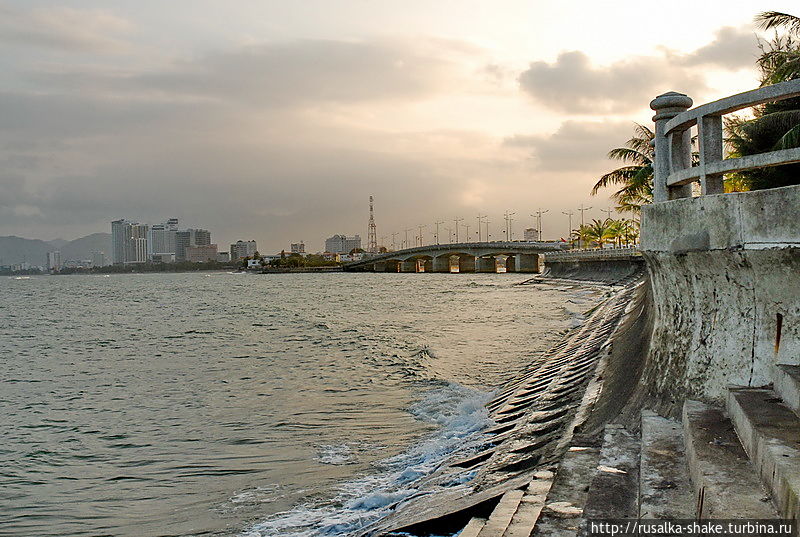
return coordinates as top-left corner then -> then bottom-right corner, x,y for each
0,0 -> 793,251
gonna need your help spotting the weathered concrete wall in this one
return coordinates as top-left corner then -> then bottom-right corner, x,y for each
542,258 -> 644,284
641,184 -> 800,406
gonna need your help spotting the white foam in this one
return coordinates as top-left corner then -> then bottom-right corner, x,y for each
242,382 -> 493,537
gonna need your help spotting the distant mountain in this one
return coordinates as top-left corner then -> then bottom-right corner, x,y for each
60,233 -> 112,261
0,236 -> 53,266
0,233 -> 111,266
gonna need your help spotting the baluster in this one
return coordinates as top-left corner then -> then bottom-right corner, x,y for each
698,115 -> 724,195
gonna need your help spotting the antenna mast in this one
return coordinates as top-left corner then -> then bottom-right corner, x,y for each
367,196 -> 378,253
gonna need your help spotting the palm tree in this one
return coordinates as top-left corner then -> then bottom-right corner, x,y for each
591,124 -> 654,213
583,219 -> 615,249
571,226 -> 591,248
726,11 -> 800,190
756,11 -> 800,83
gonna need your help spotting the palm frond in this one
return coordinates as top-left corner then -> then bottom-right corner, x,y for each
756,11 -> 800,36
774,123 -> 800,149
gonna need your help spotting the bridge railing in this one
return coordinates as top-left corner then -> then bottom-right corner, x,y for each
650,79 -> 800,202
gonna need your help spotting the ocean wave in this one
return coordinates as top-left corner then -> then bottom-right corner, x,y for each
242,382 -> 493,537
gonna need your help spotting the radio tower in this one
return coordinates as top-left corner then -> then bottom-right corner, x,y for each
367,195 -> 378,253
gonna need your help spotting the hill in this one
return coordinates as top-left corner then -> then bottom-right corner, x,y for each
0,233 -> 111,266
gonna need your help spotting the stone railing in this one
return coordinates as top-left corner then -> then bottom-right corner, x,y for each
650,79 -> 800,202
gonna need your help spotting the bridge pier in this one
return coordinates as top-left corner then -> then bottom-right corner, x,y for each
477,256 -> 497,273
432,255 -> 450,273
458,255 -> 476,273
401,260 -> 417,273
385,260 -> 401,272
516,253 -> 541,273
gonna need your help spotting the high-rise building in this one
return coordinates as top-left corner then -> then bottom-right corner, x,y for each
230,240 -> 257,260
112,219 -> 149,264
127,224 -> 149,264
290,242 -> 305,254
46,251 -> 61,271
325,234 -> 361,254
149,218 -> 179,258
176,229 -> 212,261
111,219 -> 131,264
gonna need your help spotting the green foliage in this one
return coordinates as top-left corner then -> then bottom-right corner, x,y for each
268,254 -> 339,269
725,11 -> 800,190
571,218 -> 639,248
591,123 -> 654,213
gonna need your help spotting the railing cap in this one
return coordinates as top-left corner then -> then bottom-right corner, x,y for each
650,91 -> 693,121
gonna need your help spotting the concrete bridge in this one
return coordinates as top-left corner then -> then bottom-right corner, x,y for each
342,241 -> 567,273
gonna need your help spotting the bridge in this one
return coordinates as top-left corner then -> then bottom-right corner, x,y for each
342,241 -> 568,273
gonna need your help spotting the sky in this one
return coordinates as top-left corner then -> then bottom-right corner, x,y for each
0,0 -> 794,252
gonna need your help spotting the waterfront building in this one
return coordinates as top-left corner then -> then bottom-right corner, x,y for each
127,224 -> 149,264
111,219 -> 149,264
185,244 -> 219,263
149,218 -> 179,259
325,234 -> 361,254
151,253 -> 176,263
523,228 -> 538,242
217,252 -> 230,263
230,240 -> 257,260
176,229 -> 211,261
46,251 -> 61,271
291,242 -> 305,254
111,219 -> 131,264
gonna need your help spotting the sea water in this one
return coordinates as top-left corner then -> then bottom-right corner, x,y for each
0,272 -> 598,536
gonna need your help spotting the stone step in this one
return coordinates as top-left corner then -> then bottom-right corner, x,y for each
774,364 -> 800,417
533,446 -> 600,537
583,425 -> 640,523
639,410 -> 695,519
728,388 -> 800,519
682,400 -> 777,518
459,517 -> 487,537
502,472 -> 554,537
476,489 -> 526,537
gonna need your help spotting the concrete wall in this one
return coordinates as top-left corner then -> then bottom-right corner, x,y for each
640,184 -> 800,405
543,258 -> 643,284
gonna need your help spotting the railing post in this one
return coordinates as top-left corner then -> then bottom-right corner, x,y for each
698,115 -> 724,195
650,92 -> 693,202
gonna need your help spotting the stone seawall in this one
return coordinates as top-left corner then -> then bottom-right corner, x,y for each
541,257 -> 643,285
639,184 -> 800,410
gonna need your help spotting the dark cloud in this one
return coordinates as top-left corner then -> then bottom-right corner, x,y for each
505,121 -> 634,172
518,51 -> 703,114
518,24 -> 758,114
678,26 -> 758,69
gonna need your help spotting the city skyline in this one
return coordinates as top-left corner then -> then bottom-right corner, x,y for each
0,0 -> 792,251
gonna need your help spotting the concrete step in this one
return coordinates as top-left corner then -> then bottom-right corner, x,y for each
533,446 -> 600,537
682,400 -> 777,518
502,471 -> 554,537
774,364 -> 800,416
476,489 -> 526,537
583,425 -> 640,522
639,410 -> 695,519
728,388 -> 800,519
459,517 -> 487,537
